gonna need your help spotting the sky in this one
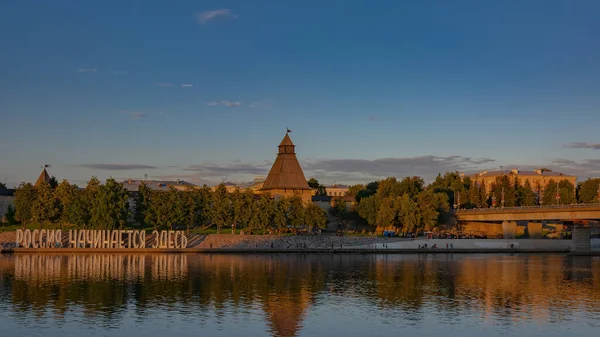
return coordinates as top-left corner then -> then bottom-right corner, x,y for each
1,0 -> 599,188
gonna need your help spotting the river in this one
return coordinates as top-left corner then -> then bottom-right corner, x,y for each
0,253 -> 599,336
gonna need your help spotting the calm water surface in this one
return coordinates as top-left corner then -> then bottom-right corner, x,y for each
0,253 -> 599,337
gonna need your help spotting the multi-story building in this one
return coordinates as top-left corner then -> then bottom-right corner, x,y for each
470,168 -> 577,193
325,184 -> 349,197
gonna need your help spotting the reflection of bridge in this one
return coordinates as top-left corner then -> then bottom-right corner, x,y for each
456,204 -> 600,222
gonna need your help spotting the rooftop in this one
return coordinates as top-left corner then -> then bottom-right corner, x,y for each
472,168 -> 576,178
121,179 -> 197,192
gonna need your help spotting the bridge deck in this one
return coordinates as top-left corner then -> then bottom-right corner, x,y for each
456,204 -> 600,222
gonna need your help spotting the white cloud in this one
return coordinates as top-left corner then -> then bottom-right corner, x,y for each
249,101 -> 273,109
196,9 -> 238,24
180,84 -> 193,88
206,101 -> 242,107
564,142 -> 600,150
130,112 -> 148,120
221,100 -> 241,107
76,68 -> 97,73
152,82 -> 173,88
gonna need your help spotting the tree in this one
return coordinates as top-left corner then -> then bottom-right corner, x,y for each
31,181 -> 59,228
427,172 -> 466,207
273,197 -> 291,234
577,178 -> 600,203
329,197 -> 347,230
232,189 -> 254,233
134,183 -> 151,227
0,182 -> 6,189
255,194 -> 275,234
14,183 -> 36,228
65,189 -> 90,229
181,188 -> 198,234
356,182 -> 378,202
397,194 -> 421,233
517,179 -> 537,206
304,203 -> 327,233
417,190 -> 448,232
49,176 -> 58,189
89,178 -> 130,230
288,196 -> 305,231
397,176 -> 425,199
542,179 -> 576,205
210,184 -> 232,235
489,175 -> 517,207
357,195 -> 379,228
467,182 -> 481,208
54,179 -> 78,230
4,204 -> 16,228
307,178 -> 327,196
376,196 -> 398,229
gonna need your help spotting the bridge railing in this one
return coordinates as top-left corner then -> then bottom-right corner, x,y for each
457,203 -> 600,213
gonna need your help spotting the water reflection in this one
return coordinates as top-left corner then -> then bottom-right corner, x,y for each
1,254 -> 599,337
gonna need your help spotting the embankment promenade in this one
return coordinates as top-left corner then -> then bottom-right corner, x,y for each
1,231 -> 599,255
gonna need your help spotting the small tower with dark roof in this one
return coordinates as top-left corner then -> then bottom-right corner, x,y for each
260,132 -> 313,202
35,165 -> 52,187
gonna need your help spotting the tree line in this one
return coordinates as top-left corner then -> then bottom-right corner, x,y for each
345,173 -> 600,233
6,172 -> 599,234
9,178 -> 327,234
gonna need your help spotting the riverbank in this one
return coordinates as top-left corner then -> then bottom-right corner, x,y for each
2,231 -> 598,255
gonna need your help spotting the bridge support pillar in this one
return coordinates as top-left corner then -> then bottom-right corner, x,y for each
571,227 -> 591,253
502,220 -> 517,239
527,222 -> 543,239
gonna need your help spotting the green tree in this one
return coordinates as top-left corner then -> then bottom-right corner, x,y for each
14,183 -> 36,228
398,176 -> 425,199
54,179 -> 78,230
134,183 -> 151,227
181,188 -> 198,234
356,181 -> 378,202
489,175 -> 517,207
273,197 -> 291,234
31,181 -> 59,228
0,182 -> 6,189
288,196 -> 305,231
89,178 -> 130,230
516,179 -> 537,206
357,195 -> 379,228
65,189 -> 90,229
542,179 -> 576,205
428,172 -> 467,208
232,189 -> 254,233
397,194 -> 421,233
417,190 -> 448,232
329,197 -> 348,230
4,204 -> 16,229
376,196 -> 399,229
304,203 -> 327,233
307,178 -> 327,196
577,178 -> 600,203
255,194 -> 275,234
210,184 -> 232,235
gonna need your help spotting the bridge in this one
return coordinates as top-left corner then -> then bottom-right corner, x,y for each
456,204 -> 600,222
456,204 -> 600,253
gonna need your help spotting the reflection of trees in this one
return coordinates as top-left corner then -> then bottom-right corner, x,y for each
1,254 -> 600,336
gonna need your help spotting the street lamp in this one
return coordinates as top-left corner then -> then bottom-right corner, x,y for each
555,183 -> 560,205
501,186 -> 505,208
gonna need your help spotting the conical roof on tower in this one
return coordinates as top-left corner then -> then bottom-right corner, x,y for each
261,133 -> 311,191
35,168 -> 51,187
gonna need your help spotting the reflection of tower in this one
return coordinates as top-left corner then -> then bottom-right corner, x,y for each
262,289 -> 311,337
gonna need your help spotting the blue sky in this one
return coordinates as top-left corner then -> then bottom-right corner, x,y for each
1,0 -> 599,187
